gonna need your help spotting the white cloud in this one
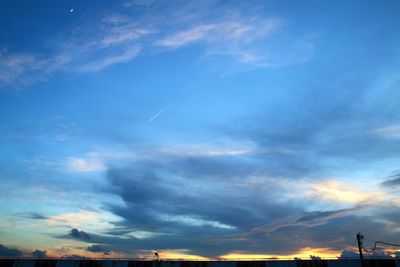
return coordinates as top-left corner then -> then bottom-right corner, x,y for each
68,140 -> 257,163
257,176 -> 400,210
156,17 -> 285,65
374,124 -> 400,140
0,2 -> 314,88
156,24 -> 217,48
67,157 -> 105,173
78,46 -> 141,73
0,15 -> 150,87
0,51 -> 47,87
123,0 -> 156,8
47,210 -> 121,231
159,214 -> 236,229
124,230 -> 160,239
308,179 -> 384,205
157,141 -> 257,157
47,210 -> 98,228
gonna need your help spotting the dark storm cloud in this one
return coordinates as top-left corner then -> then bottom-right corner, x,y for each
0,244 -> 23,257
31,249 -> 47,258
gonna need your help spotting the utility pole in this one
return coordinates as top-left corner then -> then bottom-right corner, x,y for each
356,232 -> 364,267
356,232 -> 364,260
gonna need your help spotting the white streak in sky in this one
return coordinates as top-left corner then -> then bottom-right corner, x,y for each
148,107 -> 167,123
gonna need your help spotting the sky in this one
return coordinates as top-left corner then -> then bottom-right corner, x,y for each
1,0 -> 400,260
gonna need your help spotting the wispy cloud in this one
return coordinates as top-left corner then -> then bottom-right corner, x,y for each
67,157 -> 106,173
0,50 -> 55,87
381,172 -> 400,187
123,0 -> 156,8
374,124 -> 400,140
78,46 -> 141,73
0,13 -> 151,87
157,141 -> 257,157
156,17 -> 285,65
158,214 -> 236,230
47,210 -> 120,232
35,141 -> 258,173
309,179 -> 384,205
156,24 -> 217,48
0,2 -> 314,88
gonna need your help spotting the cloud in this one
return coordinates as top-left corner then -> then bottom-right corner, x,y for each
0,12 -> 150,87
338,249 -> 359,259
77,46 -> 141,73
61,254 -> 89,260
97,158 -> 373,257
156,17 -> 287,66
374,124 -> 400,140
0,2 -> 313,88
67,158 -> 105,173
1,1 -> 399,260
68,228 -> 92,242
241,206 -> 359,240
87,245 -> 111,255
157,141 -> 257,157
42,60 -> 399,257
87,125 -> 400,258
123,0 -> 156,8
0,51 -> 42,87
339,249 -> 394,259
100,162 -> 294,256
0,48 -> 73,88
0,244 -> 23,257
381,173 -> 400,187
156,24 -> 217,48
47,210 -> 100,228
28,134 -> 397,258
31,249 -> 47,258
17,212 -> 47,220
309,179 -> 384,205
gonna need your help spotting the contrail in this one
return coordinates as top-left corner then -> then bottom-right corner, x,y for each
148,107 -> 167,123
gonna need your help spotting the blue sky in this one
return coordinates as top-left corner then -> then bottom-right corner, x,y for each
1,0 -> 400,259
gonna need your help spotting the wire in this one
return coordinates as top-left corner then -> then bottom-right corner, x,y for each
352,237 -> 357,247
362,240 -> 400,253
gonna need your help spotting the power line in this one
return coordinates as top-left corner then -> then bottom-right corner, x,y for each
352,236 -> 357,247
357,232 -> 400,254
362,240 -> 400,253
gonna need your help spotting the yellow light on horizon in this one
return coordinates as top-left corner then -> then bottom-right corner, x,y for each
220,247 -> 341,260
